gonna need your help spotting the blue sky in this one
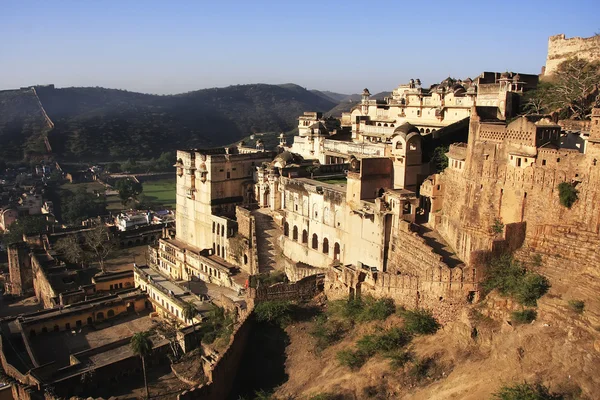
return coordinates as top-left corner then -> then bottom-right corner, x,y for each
1,0 -> 599,94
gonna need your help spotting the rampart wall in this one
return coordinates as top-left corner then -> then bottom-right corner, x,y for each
545,34 -> 600,75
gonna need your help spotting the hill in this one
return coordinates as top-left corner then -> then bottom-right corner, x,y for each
309,90 -> 350,103
0,83 -> 336,161
325,91 -> 391,117
0,88 -> 52,160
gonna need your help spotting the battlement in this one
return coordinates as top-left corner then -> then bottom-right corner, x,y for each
545,33 -> 600,75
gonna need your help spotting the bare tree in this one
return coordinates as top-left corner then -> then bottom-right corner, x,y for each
83,225 -> 115,273
155,318 -> 182,362
548,58 -> 600,119
54,234 -> 87,266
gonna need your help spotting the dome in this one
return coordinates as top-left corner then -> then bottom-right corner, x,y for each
272,151 -> 303,167
393,122 -> 420,139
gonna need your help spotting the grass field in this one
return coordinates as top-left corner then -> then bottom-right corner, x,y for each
142,178 -> 176,208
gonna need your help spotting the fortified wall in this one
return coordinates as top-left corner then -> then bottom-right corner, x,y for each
429,109 -> 600,266
544,34 -> 600,75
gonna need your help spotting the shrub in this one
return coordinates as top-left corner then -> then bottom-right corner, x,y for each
401,309 -> 441,335
511,309 -> 537,324
409,357 -> 436,381
558,182 -> 578,208
531,253 -> 542,267
491,218 -> 505,235
357,328 -> 412,354
310,316 -> 348,351
328,297 -> 395,323
388,349 -> 414,369
336,349 -> 368,370
254,300 -> 293,326
568,300 -> 585,314
493,382 -> 564,400
483,254 -> 550,306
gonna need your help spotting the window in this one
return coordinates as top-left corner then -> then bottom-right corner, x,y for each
302,230 -> 308,244
293,226 -> 298,241
227,171 -> 231,179
323,238 -> 329,254
557,158 -> 560,163
542,160 -> 546,166
312,234 -> 319,249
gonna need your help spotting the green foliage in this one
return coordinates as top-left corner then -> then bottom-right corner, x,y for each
409,357 -> 436,381
328,297 -> 395,323
115,178 -> 143,205
249,271 -> 288,288
522,58 -> 600,119
336,349 -> 368,370
400,309 -> 441,335
431,145 -> 449,172
493,382 -> 564,400
106,162 -> 121,173
310,315 -> 348,351
483,254 -> 551,306
357,328 -> 412,356
531,253 -> 543,267
0,84 -> 337,161
511,309 -> 537,324
557,182 -> 578,208
2,215 -> 51,245
254,300 -> 293,326
59,187 -> 106,225
491,218 -> 505,235
130,331 -> 153,358
568,300 -> 585,314
388,350 -> 415,369
199,306 -> 236,345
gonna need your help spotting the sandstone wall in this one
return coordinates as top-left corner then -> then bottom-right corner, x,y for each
545,34 -> 600,76
177,311 -> 252,400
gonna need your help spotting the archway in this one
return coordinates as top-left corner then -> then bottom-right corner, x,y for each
293,226 -> 298,241
334,243 -> 340,260
97,312 -> 104,320
323,238 -> 329,254
284,222 -> 289,237
312,234 -> 318,250
302,229 -> 308,244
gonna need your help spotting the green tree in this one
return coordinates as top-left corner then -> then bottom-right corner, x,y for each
130,331 -> 153,399
2,215 -> 51,245
558,182 -> 578,208
182,301 -> 198,341
431,145 -> 449,172
525,58 -> 600,119
154,151 -> 175,172
60,187 -> 106,225
115,178 -> 143,206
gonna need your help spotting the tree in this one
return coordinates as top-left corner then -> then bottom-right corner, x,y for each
431,145 -> 449,172
59,187 -> 106,225
130,331 -> 153,399
558,182 -> 578,208
2,215 -> 51,246
526,58 -> 600,119
115,179 -> 143,206
155,318 -> 182,362
54,235 -> 87,266
182,301 -> 198,342
83,225 -> 115,273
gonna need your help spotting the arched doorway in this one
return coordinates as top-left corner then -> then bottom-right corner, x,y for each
323,238 -> 329,254
312,234 -> 318,250
334,243 -> 340,260
293,226 -> 298,241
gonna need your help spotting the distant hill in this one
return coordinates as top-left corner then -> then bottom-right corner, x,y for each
0,83 -> 336,161
309,90 -> 350,103
325,91 -> 392,117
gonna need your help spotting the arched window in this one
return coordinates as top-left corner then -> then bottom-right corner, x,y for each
312,234 -> 318,249
396,141 -> 403,150
212,221 -> 215,233
378,188 -> 385,197
107,309 -> 115,317
323,238 -> 329,254
284,222 -> 289,237
334,243 -> 341,260
217,244 -> 221,256
244,254 -> 248,265
293,226 -> 298,241
221,225 -> 225,237
97,312 -> 104,320
302,229 -> 308,244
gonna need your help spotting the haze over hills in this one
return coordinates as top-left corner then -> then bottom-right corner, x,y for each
0,83 -> 338,161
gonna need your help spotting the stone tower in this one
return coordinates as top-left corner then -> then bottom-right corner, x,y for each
587,108 -> 600,160
7,243 -> 33,296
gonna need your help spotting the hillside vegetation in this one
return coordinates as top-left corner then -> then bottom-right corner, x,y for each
0,83 -> 336,160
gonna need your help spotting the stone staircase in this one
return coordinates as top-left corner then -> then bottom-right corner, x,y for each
252,208 -> 281,273
414,223 -> 463,268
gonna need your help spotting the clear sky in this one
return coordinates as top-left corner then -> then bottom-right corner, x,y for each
1,0 -> 599,95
